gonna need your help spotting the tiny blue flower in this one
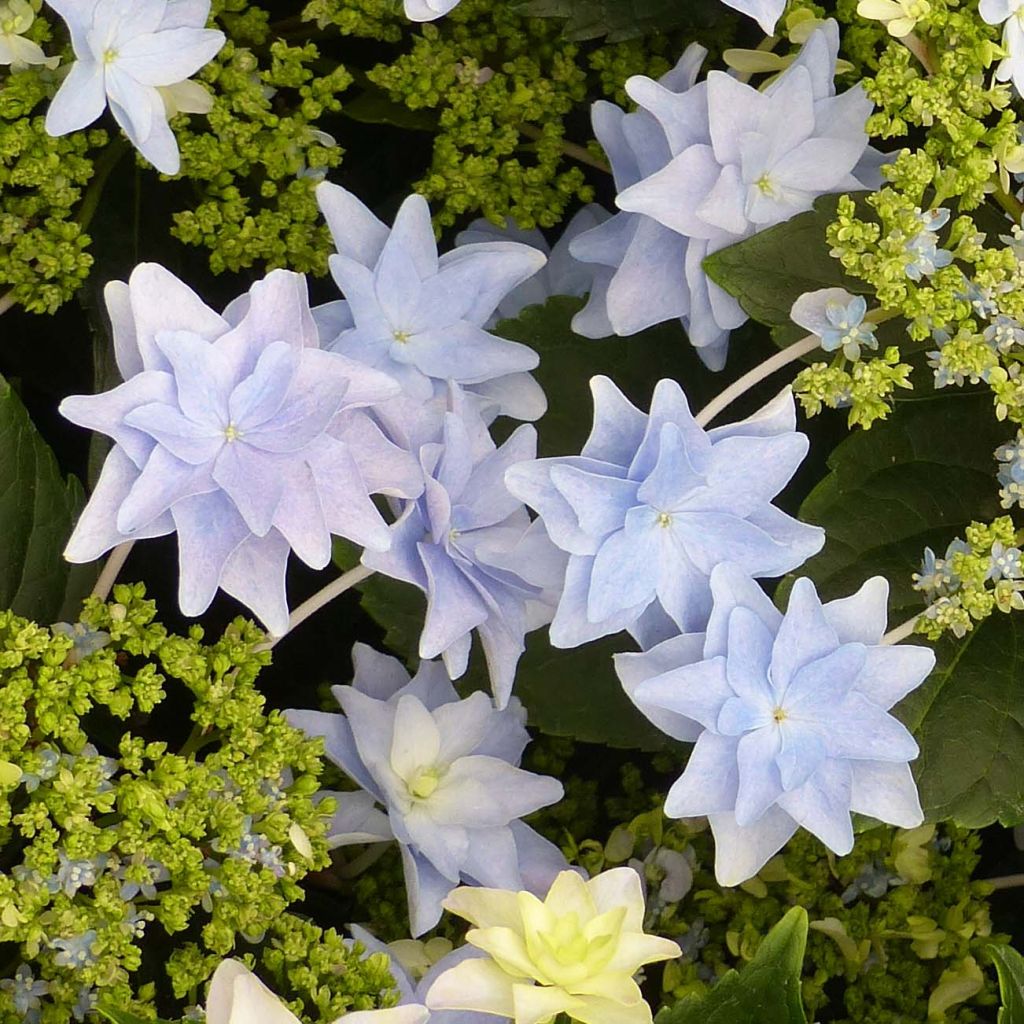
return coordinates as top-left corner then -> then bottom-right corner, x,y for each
21,748 -> 59,793
791,288 -> 877,361
56,851 -> 107,897
0,964 -> 48,1019
71,985 -> 98,1023
903,211 -> 953,281
989,541 -> 1023,580
996,431 -> 1024,509
52,622 -> 111,664
287,642 -> 566,935
615,564 -> 935,885
51,931 -> 99,970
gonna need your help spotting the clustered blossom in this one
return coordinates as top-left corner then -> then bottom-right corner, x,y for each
44,0 -> 225,174
575,22 -> 881,369
59,264 -> 423,635
0,1 -> 58,67
287,643 -> 566,935
997,431 -> 1024,508
506,376 -> 823,650
364,390 -> 564,704
616,564 -> 935,885
315,183 -> 548,426
425,869 -> 680,1024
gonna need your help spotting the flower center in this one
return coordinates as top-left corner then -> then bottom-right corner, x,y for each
223,423 -> 243,443
656,511 -> 672,528
408,767 -> 442,800
392,329 -> 411,344
102,47 -> 118,65
756,173 -> 776,196
772,706 -> 788,723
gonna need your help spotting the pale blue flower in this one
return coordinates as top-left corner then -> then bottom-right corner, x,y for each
21,748 -> 59,793
52,621 -> 111,664
996,430 -> 1024,509
44,0 -> 225,174
315,183 -> 548,424
903,209 -> 953,281
349,924 -> 498,1024
71,985 -> 98,1023
615,563 -> 935,885
1,964 -> 48,1020
287,643 -> 567,935
362,389 -> 566,705
455,205 -> 611,326
984,315 -> 1024,353
569,46 -> 713,354
611,23 -> 882,368
718,0 -> 786,32
60,263 -> 423,635
322,788 -> 394,849
51,931 -> 99,969
505,376 -> 824,650
791,288 -> 878,361
55,851 -> 107,897
989,541 -> 1023,580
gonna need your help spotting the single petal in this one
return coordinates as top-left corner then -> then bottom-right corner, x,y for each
664,732 -> 740,816
425,958 -> 516,1018
45,59 -> 107,135
707,806 -> 798,886
849,760 -> 924,827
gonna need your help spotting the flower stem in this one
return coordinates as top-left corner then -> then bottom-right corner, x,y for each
980,873 -> 1024,890
991,181 -> 1024,222
694,333 -> 820,428
267,564 -> 375,648
91,541 -> 134,602
518,123 -> 611,174
77,139 -> 131,233
0,290 -> 14,316
899,32 -> 936,75
881,609 -> 929,645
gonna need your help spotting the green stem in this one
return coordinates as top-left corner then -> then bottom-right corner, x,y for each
518,123 -> 611,174
77,139 -> 131,233
991,181 -> 1024,222
0,290 -> 14,316
179,724 -> 221,758
980,873 -> 1024,890
336,842 -> 391,879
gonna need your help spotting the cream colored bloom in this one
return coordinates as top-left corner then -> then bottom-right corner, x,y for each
856,0 -> 931,36
206,959 -> 431,1024
0,0 -> 58,68
425,869 -> 680,1024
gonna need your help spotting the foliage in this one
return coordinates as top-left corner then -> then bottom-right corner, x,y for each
989,943 -> 1024,1024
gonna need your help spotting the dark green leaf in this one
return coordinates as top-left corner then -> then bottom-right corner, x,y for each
342,90 -> 438,132
97,1007 -> 172,1024
787,390 -> 1024,826
989,943 -> 1024,1023
702,194 -> 873,331
517,0 -> 725,41
0,374 -> 87,622
657,907 -> 808,1024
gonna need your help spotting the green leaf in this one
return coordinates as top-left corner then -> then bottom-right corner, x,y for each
0,374 -> 86,622
787,390 -> 1024,826
342,89 -> 438,132
658,907 -> 808,1024
989,944 -> 1024,1023
97,1007 -> 172,1024
517,0 -> 725,41
702,194 -> 872,332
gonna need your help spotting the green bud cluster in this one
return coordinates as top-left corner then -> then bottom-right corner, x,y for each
0,17 -> 107,315
0,583 -> 353,1022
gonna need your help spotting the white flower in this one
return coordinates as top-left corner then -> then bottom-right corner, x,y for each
44,0 -> 225,174
980,0 -> 1024,95
856,0 -> 932,37
718,0 -> 786,34
404,0 -> 463,22
206,959 -> 431,1024
0,0 -> 58,67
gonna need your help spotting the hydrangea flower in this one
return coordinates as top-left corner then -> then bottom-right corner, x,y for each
425,868 -> 681,1024
903,209 -> 953,281
0,1 -> 58,67
608,23 -> 881,368
315,182 -> 548,424
718,0 -> 786,33
0,965 -> 48,1022
362,390 -> 566,704
287,643 -> 567,935
205,958 -> 431,1024
323,789 -> 394,849
60,263 -> 423,635
51,931 -> 99,969
856,0 -> 932,36
505,376 -> 823,650
790,288 -> 878,361
996,431 -> 1024,508
615,563 -> 935,885
404,0 -> 462,21
455,205 -> 610,326
44,0 -> 225,174
569,45 -> 709,349
350,925 -> 498,1024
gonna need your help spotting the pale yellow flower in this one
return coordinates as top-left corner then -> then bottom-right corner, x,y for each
425,868 -> 681,1024
856,0 -> 931,36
